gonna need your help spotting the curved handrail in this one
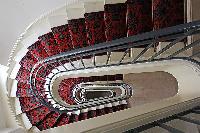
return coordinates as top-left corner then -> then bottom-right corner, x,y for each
28,20 -> 200,114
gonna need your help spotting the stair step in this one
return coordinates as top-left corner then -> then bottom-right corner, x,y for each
66,2 -> 87,49
51,24 -> 72,52
16,82 -> 33,98
21,113 -> 32,129
15,98 -> 23,115
156,42 -> 186,59
95,54 -> 108,66
37,112 -> 60,131
39,32 -> 60,56
9,62 -> 21,80
110,51 -> 131,64
26,106 -> 50,125
9,79 -> 18,97
48,15 -> 68,28
28,40 -> 49,60
13,47 -> 29,63
55,113 -> 70,127
15,67 -> 30,83
28,126 -> 40,133
18,97 -> 42,113
48,6 -> 67,17
104,3 -> 127,41
131,47 -> 155,60
84,0 -> 106,46
126,0 -> 152,37
153,0 -> 184,30
32,17 -> 52,38
68,18 -> 88,48
19,51 -> 38,71
105,0 -> 126,4
82,57 -> 93,68
84,0 -> 104,13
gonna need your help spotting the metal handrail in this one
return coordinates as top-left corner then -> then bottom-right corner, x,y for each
29,20 -> 200,114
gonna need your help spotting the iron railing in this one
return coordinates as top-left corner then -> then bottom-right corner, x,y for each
30,20 -> 200,114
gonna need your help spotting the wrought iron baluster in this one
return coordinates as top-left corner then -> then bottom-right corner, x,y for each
167,39 -> 200,59
148,30 -> 194,61
80,56 -> 85,68
68,58 -> 77,70
58,60 -> 68,71
118,49 -> 130,64
131,41 -> 156,63
106,51 -> 111,66
49,63 -> 60,71
93,54 -> 96,67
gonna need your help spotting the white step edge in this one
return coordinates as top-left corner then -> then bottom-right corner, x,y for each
13,48 -> 29,63
15,98 -> 22,115
84,0 -> 104,13
97,105 -> 104,110
49,6 -> 67,16
88,106 -> 96,111
73,110 -> 81,115
29,126 -> 40,133
51,69 -> 59,74
0,64 -> 9,94
110,52 -> 131,63
66,0 -> 81,6
66,2 -> 85,20
10,80 -> 18,97
64,63 -> 74,70
12,33 -> 38,63
82,58 -> 93,68
21,113 -> 32,129
21,33 -> 39,49
81,108 -> 89,113
10,63 -> 21,79
105,0 -> 126,4
73,60 -> 84,69
105,103 -> 112,108
57,65 -> 67,72
131,48 -> 155,59
48,15 -> 68,28
119,100 -> 127,105
112,101 -> 120,107
0,127 -> 26,133
47,72 -> 54,79
95,54 -> 108,66
32,17 -> 52,37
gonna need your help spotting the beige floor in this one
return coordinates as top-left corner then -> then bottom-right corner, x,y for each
123,71 -> 178,107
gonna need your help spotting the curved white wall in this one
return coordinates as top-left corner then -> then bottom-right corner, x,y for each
0,0 -> 66,65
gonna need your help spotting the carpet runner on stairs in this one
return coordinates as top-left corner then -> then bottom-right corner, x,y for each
11,0 -> 184,131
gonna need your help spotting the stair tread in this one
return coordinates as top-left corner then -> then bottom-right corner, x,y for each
26,106 -> 50,125
39,32 -> 60,56
37,111 -> 60,131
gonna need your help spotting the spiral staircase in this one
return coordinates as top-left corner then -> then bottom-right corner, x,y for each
0,0 -> 200,132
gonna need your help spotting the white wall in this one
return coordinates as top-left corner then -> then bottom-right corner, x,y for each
0,0 -> 66,65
